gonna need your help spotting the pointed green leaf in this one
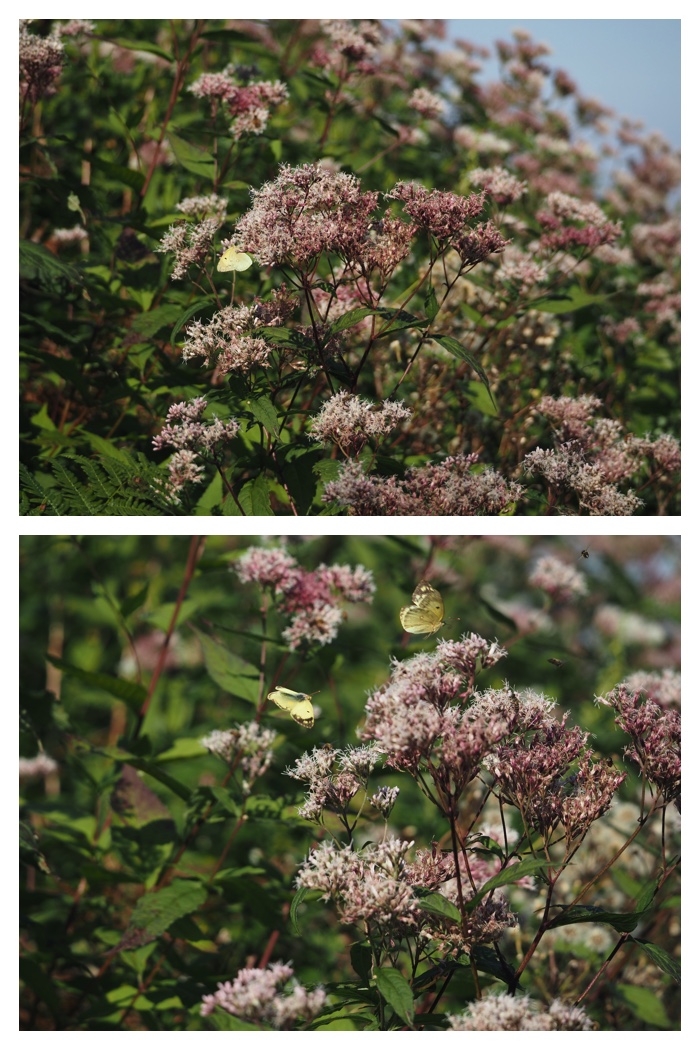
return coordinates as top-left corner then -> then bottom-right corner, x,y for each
246,395 -> 280,439
416,891 -> 461,923
374,967 -> 414,1026
45,656 -> 147,713
189,625 -> 260,703
632,938 -> 680,983
129,879 -> 207,939
431,333 -> 497,411
327,306 -> 375,336
549,904 -> 650,933
290,885 -> 309,935
467,857 -> 547,911
424,285 -> 439,322
350,942 -> 373,982
167,130 -> 215,179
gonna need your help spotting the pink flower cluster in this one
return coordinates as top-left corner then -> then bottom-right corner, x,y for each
234,547 -> 375,650
598,685 -> 680,806
487,718 -> 626,846
156,217 -> 221,281
286,743 -> 385,821
523,395 -> 680,515
20,21 -> 64,104
360,641 -> 509,775
528,555 -> 588,602
182,288 -> 297,377
201,722 -> 277,795
296,838 -> 419,932
152,398 -> 239,503
308,392 -> 411,455
448,992 -> 593,1031
323,455 -> 523,515
189,72 -> 288,139
201,961 -> 326,1029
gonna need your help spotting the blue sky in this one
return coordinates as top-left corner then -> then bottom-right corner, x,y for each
442,20 -> 680,149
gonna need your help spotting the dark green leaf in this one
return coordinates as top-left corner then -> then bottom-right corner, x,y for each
188,625 -> 259,703
467,857 -> 546,911
246,395 -> 280,439
375,967 -> 414,1026
430,334 -> 497,411
416,891 -> 461,923
350,942 -> 373,982
110,37 -> 174,61
45,655 -> 147,712
167,130 -> 216,179
535,287 -> 610,314
289,885 -> 309,935
128,879 -> 207,939
20,240 -> 82,289
327,306 -> 375,336
424,285 -> 439,322
632,938 -> 680,983
238,475 -> 273,515
615,984 -> 672,1028
548,904 -> 650,933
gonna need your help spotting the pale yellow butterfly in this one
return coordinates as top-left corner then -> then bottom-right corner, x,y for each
217,246 -> 253,272
399,580 -> 446,636
267,687 -> 316,728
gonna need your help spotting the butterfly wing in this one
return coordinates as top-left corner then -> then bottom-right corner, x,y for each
288,698 -> 315,728
399,580 -> 445,635
217,247 -> 253,272
267,688 -> 315,728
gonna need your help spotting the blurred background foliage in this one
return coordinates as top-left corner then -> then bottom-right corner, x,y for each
20,534 -> 680,1029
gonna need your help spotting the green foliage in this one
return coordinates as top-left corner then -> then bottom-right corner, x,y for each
19,19 -> 680,515
19,535 -> 680,1030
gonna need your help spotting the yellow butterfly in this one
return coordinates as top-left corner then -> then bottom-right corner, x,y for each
217,246 -> 253,272
399,580 -> 446,636
267,687 -> 316,728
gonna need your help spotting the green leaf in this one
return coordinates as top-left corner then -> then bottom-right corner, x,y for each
373,307 -> 429,336
189,625 -> 260,703
89,157 -> 145,192
45,656 -> 147,713
424,285 -> 439,322
467,857 -> 546,911
470,945 -> 516,985
128,879 -> 207,939
416,890 -> 461,923
631,938 -> 680,983
257,326 -> 315,352
167,130 -> 216,179
350,942 -> 373,982
289,885 -> 309,935
467,379 -> 500,418
238,475 -> 273,515
170,298 -> 217,343
374,967 -> 414,1026
548,904 -> 649,933
430,334 -> 497,411
20,240 -> 82,289
246,395 -> 280,439
110,37 -> 174,62
616,983 -> 672,1028
130,304 -> 186,339
120,584 -> 150,620
327,306 -> 375,336
534,287 -> 610,314
97,750 -> 193,802
156,737 -> 208,762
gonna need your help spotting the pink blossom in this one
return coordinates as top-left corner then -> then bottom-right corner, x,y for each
201,961 -> 326,1029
